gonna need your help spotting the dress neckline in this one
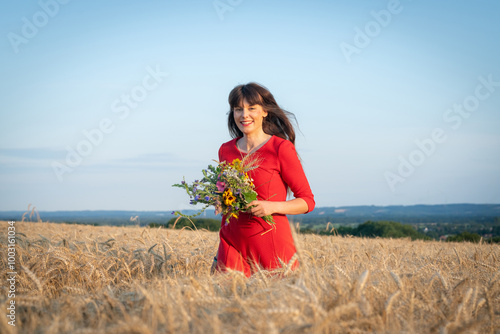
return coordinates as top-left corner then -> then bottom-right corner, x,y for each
234,135 -> 274,155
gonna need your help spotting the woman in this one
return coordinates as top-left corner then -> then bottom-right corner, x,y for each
213,82 -> 315,277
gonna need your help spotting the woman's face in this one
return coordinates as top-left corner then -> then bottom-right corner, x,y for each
233,99 -> 268,136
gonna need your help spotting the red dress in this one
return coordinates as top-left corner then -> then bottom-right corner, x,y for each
216,135 -> 315,277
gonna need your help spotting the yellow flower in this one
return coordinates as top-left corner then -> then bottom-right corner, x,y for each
232,158 -> 242,171
244,174 -> 254,187
223,189 -> 236,206
230,212 -> 239,219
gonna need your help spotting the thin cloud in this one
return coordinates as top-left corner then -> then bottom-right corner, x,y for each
0,148 -> 64,160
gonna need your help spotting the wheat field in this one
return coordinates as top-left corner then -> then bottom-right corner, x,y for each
0,221 -> 499,334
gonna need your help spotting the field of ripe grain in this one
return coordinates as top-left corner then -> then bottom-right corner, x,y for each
0,221 -> 499,334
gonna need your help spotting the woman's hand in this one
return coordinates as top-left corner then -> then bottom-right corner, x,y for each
246,200 -> 276,217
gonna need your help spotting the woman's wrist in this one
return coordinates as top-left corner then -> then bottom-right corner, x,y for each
272,198 -> 308,215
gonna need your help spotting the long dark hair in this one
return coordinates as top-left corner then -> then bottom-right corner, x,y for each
227,82 -> 297,145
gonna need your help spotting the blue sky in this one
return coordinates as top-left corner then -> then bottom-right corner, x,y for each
1,0 -> 499,211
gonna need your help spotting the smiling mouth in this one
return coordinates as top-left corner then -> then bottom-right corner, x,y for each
240,121 -> 253,127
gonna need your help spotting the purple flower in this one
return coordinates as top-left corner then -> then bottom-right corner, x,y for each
181,181 -> 185,184
171,211 -> 175,215
205,196 -> 210,201
194,195 -> 200,201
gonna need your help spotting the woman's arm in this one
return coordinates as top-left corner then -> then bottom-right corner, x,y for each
247,139 -> 314,218
247,198 -> 308,217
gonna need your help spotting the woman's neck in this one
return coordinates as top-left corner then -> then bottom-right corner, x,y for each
239,132 -> 272,153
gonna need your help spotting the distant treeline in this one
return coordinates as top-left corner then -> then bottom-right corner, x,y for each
7,207 -> 498,243
295,215 -> 500,226
3,204 -> 499,226
148,218 -> 500,244
446,231 -> 500,243
300,220 -> 430,240
302,221 -> 500,243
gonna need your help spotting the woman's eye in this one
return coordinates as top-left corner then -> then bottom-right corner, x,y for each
234,108 -> 242,112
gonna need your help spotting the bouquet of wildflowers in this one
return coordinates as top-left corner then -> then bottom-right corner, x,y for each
172,155 -> 275,225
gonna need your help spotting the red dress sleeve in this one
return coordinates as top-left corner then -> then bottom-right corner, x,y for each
218,145 -> 223,162
277,140 -> 315,213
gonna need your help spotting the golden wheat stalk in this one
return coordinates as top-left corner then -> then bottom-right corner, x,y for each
21,265 -> 43,293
